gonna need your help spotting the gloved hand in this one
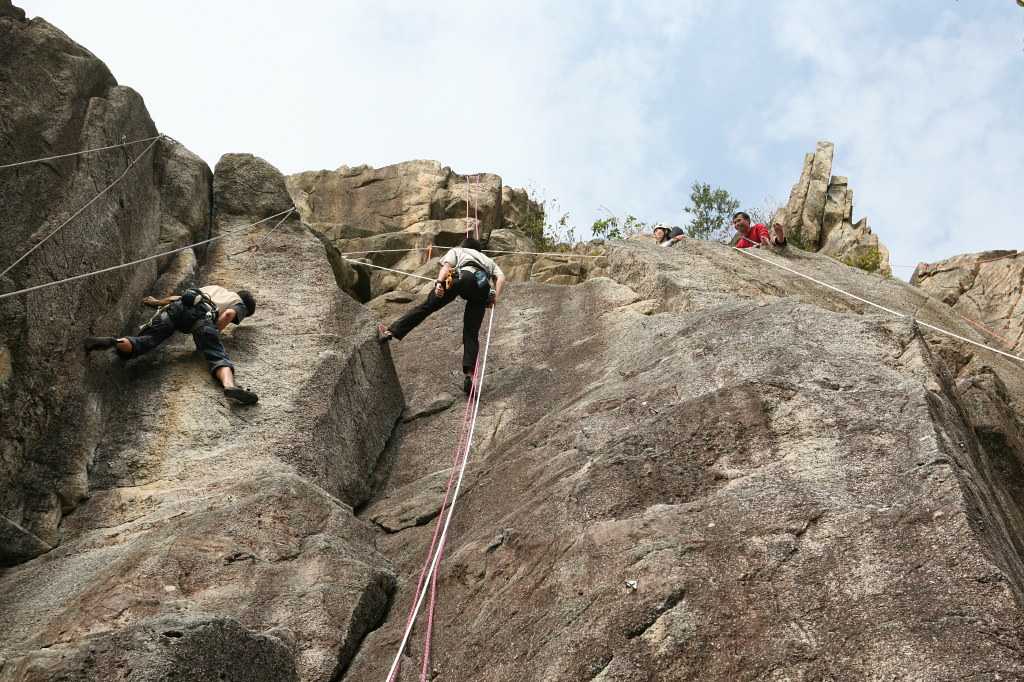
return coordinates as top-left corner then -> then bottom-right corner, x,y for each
487,289 -> 497,307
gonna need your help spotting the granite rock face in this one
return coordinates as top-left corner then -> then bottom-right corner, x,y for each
4,6 -> 1024,681
0,175 -> 405,680
286,162 -> 595,299
0,7 -> 210,564
350,240 -> 1024,680
777,141 -> 892,276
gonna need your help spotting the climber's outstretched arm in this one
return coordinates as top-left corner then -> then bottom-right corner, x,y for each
142,294 -> 181,307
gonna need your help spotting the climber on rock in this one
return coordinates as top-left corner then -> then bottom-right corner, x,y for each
378,237 -> 505,394
733,211 -> 786,249
84,285 -> 259,404
653,223 -> 685,247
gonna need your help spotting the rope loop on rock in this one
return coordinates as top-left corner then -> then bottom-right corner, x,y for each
0,207 -> 296,302
0,133 -> 165,170
0,135 -> 164,280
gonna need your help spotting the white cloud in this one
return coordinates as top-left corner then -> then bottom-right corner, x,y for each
21,0 -> 1022,267
742,1 -> 1024,271
26,0 -> 711,233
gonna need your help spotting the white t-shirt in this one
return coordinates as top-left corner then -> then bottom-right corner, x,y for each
441,248 -> 504,280
200,285 -> 242,309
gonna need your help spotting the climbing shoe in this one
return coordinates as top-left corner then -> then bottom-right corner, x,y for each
463,374 -> 473,395
377,323 -> 394,343
224,386 -> 259,405
84,336 -> 117,351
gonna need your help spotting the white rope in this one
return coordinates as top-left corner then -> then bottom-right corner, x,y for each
227,208 -> 295,257
0,133 -> 164,170
340,257 -> 435,282
337,245 -> 604,260
0,208 -> 295,302
384,308 -> 496,682
0,135 -> 163,280
340,247 -> 432,256
483,248 -> 604,259
732,246 -> 1024,363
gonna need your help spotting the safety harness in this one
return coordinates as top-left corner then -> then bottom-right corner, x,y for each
139,288 -> 219,334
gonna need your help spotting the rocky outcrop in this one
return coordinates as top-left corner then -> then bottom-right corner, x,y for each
0,8 -> 209,564
286,162 -> 506,300
778,141 -> 892,276
911,250 -> 1024,353
500,185 -> 542,230
287,161 -> 502,240
0,173 -> 405,680
287,162 -> 607,298
213,153 -> 294,219
351,240 -> 1024,680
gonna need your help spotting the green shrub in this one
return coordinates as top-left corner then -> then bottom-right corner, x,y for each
842,246 -> 882,273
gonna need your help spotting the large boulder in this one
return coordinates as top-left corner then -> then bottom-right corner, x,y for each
778,141 -> 891,276
213,153 -> 294,219
349,239 -> 1024,680
0,9 -> 208,563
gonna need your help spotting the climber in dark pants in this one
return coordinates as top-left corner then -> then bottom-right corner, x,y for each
380,237 -> 505,394
84,286 -> 259,404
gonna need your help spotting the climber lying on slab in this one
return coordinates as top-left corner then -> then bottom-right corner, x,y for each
378,237 -> 506,394
84,285 -> 259,405
733,211 -> 786,249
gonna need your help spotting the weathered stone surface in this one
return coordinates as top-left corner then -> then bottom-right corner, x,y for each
0,615 -> 299,682
0,12 -> 177,563
213,153 -> 294,219
349,240 -> 1024,680
286,162 -> 513,299
0,208 -> 405,680
156,137 -> 212,252
911,250 -> 1024,353
287,161 -> 501,240
778,141 -> 891,276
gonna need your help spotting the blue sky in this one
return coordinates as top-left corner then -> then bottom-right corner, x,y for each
25,1 -> 1024,277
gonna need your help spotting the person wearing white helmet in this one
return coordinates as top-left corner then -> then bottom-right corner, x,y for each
653,223 -> 685,247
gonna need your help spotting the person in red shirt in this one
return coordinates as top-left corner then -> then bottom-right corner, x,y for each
732,212 -> 786,249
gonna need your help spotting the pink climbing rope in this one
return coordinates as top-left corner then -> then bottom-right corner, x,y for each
473,174 -> 480,240
384,309 -> 497,682
419,359 -> 481,680
388,364 -> 477,681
